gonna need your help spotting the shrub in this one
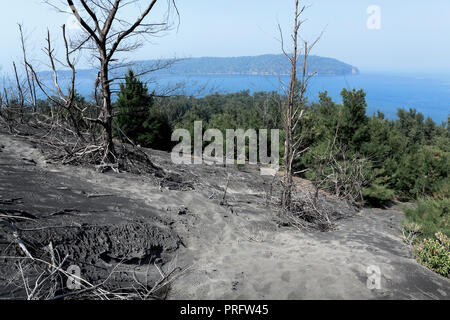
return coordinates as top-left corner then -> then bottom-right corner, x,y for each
413,231 -> 450,278
401,221 -> 422,246
402,221 -> 423,235
306,142 -> 370,206
403,197 -> 450,238
362,183 -> 395,206
394,146 -> 449,199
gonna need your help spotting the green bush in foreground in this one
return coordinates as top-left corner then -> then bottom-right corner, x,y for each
413,232 -> 450,278
403,197 -> 450,238
362,183 -> 395,206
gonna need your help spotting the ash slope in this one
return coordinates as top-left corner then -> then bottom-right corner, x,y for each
0,133 -> 448,300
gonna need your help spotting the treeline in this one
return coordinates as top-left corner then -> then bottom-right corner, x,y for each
14,71 -> 449,209
300,90 -> 449,204
152,85 -> 448,243
119,73 -> 448,207
139,54 -> 358,76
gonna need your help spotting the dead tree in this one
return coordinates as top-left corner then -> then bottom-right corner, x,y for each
45,0 -> 178,162
18,24 -> 37,113
4,25 -> 39,125
279,0 -> 321,210
310,141 -> 370,206
12,62 -> 25,122
25,26 -> 81,127
0,81 -> 4,123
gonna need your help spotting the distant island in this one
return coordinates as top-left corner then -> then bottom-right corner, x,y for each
35,54 -> 358,80
138,54 -> 359,76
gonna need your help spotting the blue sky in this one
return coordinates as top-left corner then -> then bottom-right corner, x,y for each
1,0 -> 450,73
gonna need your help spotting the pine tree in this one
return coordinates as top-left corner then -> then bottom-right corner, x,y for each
339,88 -> 369,150
115,70 -> 172,150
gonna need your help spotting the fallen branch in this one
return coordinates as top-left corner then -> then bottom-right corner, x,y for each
1,219 -> 35,260
86,193 -> 114,199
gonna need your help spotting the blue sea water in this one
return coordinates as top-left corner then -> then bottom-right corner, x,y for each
150,72 -> 450,123
5,71 -> 450,123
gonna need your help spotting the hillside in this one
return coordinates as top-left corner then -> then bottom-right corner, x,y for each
142,54 -> 359,76
37,54 -> 358,80
1,131 -> 449,300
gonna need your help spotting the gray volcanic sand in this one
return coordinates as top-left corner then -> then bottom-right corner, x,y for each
0,133 -> 449,299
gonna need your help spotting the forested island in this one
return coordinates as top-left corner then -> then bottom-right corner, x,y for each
38,54 -> 358,83
140,54 -> 359,76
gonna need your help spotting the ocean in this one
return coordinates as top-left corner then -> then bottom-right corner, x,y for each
5,71 -> 450,123
149,72 -> 450,123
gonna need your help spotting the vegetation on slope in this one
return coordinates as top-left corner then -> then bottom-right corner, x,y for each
139,54 -> 359,76
2,70 -> 449,277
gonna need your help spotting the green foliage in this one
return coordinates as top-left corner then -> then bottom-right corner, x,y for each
339,88 -> 369,150
298,88 -> 449,205
9,79 -> 450,209
404,198 -> 449,277
394,146 -> 449,199
413,231 -> 449,278
403,198 -> 450,238
115,70 -> 172,151
396,108 -> 425,146
148,54 -> 357,76
315,91 -> 340,138
170,90 -> 282,159
305,141 -> 371,205
362,183 -> 395,206
149,87 -> 450,207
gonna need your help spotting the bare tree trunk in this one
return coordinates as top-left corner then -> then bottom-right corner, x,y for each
60,0 -> 174,163
12,62 -> 24,122
18,24 -> 36,112
279,0 -> 321,211
281,0 -> 300,210
100,56 -> 115,161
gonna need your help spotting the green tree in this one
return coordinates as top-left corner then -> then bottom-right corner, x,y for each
396,108 -> 425,146
115,70 -> 172,151
339,88 -> 369,149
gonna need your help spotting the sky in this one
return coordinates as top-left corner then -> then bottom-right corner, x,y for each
1,0 -> 450,73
